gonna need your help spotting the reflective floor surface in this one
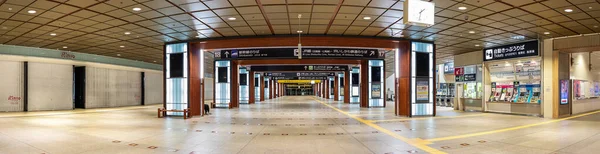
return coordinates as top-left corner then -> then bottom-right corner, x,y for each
1,96 -> 600,154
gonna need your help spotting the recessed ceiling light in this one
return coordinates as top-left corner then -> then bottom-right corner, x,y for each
363,16 -> 371,20
119,45 -> 125,48
132,7 -> 142,11
297,30 -> 303,33
594,25 -> 599,28
63,46 -> 68,49
468,31 -> 475,34
228,17 -> 236,21
124,32 -> 131,35
475,44 -> 480,47
117,54 -> 121,56
458,6 -> 467,10
589,7 -> 593,9
8,8 -> 12,11
564,9 -> 573,12
543,32 -> 550,35
27,10 -> 36,14
512,35 -> 525,40
50,33 -> 56,36
153,61 -> 157,62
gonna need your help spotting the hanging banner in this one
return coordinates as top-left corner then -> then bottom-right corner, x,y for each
483,40 -> 539,61
216,48 -> 383,60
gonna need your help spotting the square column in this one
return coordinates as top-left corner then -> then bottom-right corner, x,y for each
249,71 -> 255,104
334,75 -> 339,101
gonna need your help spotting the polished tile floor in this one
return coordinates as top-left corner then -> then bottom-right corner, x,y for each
1,96 -> 600,154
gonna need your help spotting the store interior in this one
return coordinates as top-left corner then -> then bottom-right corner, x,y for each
569,52 -> 600,115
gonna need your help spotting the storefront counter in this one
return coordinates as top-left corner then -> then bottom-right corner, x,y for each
573,98 -> 600,115
461,98 -> 482,111
487,102 -> 541,116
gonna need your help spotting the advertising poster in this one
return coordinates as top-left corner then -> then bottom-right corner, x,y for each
574,80 -> 581,98
371,85 -> 381,98
560,80 -> 569,105
416,80 -> 429,102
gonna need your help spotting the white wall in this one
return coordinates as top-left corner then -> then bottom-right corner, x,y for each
0,61 -> 24,112
204,77 -> 214,100
145,72 -> 163,105
385,74 -> 395,98
85,67 -> 142,108
28,62 -> 73,111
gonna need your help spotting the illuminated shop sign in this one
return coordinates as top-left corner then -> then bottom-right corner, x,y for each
216,48 -> 383,60
443,62 -> 454,74
483,40 -> 539,61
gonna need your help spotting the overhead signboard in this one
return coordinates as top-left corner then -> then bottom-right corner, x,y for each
215,48 -> 383,60
403,0 -> 435,27
270,76 -> 328,80
483,40 -> 539,61
251,65 -> 348,71
443,62 -> 454,74
266,72 -> 335,77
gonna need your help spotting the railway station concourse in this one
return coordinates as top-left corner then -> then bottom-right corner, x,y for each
1,0 -> 600,154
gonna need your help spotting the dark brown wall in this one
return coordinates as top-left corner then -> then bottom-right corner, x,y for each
396,41 -> 411,116
230,62 -> 239,108
260,76 -> 265,101
188,43 -> 203,116
360,60 -> 368,108
344,70 -> 350,103
249,71 -> 255,104
334,76 -> 339,101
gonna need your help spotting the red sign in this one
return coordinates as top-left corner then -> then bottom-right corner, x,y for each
7,96 -> 21,104
454,67 -> 464,76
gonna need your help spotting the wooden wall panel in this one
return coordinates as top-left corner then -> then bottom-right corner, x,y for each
260,76 -> 265,101
249,70 -> 255,104
395,41 -> 411,116
189,43 -> 202,116
344,70 -> 350,103
230,61 -> 239,108
360,60 -> 368,108
334,76 -> 339,101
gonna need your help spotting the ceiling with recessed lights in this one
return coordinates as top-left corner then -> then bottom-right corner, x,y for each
0,0 -> 599,64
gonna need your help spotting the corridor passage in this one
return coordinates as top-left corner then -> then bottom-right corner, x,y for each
1,96 -> 600,154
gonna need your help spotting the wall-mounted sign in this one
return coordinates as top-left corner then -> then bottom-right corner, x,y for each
60,52 -> 76,59
463,74 -> 476,81
416,80 -> 429,102
372,85 -> 381,98
216,48 -> 383,60
560,80 -> 569,105
483,40 -> 539,61
403,0 -> 435,27
454,67 -> 463,76
443,62 -> 454,74
251,65 -> 348,71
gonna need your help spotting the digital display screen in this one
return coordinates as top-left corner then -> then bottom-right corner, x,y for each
372,66 -> 381,82
255,78 -> 259,87
352,73 -> 359,85
217,67 -> 228,83
169,53 -> 184,78
416,52 -> 430,77
240,74 -> 247,85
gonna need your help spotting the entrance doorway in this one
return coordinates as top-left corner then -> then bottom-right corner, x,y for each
73,66 -> 85,109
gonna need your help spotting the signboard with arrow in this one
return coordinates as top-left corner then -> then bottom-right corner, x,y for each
216,48 -> 382,60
